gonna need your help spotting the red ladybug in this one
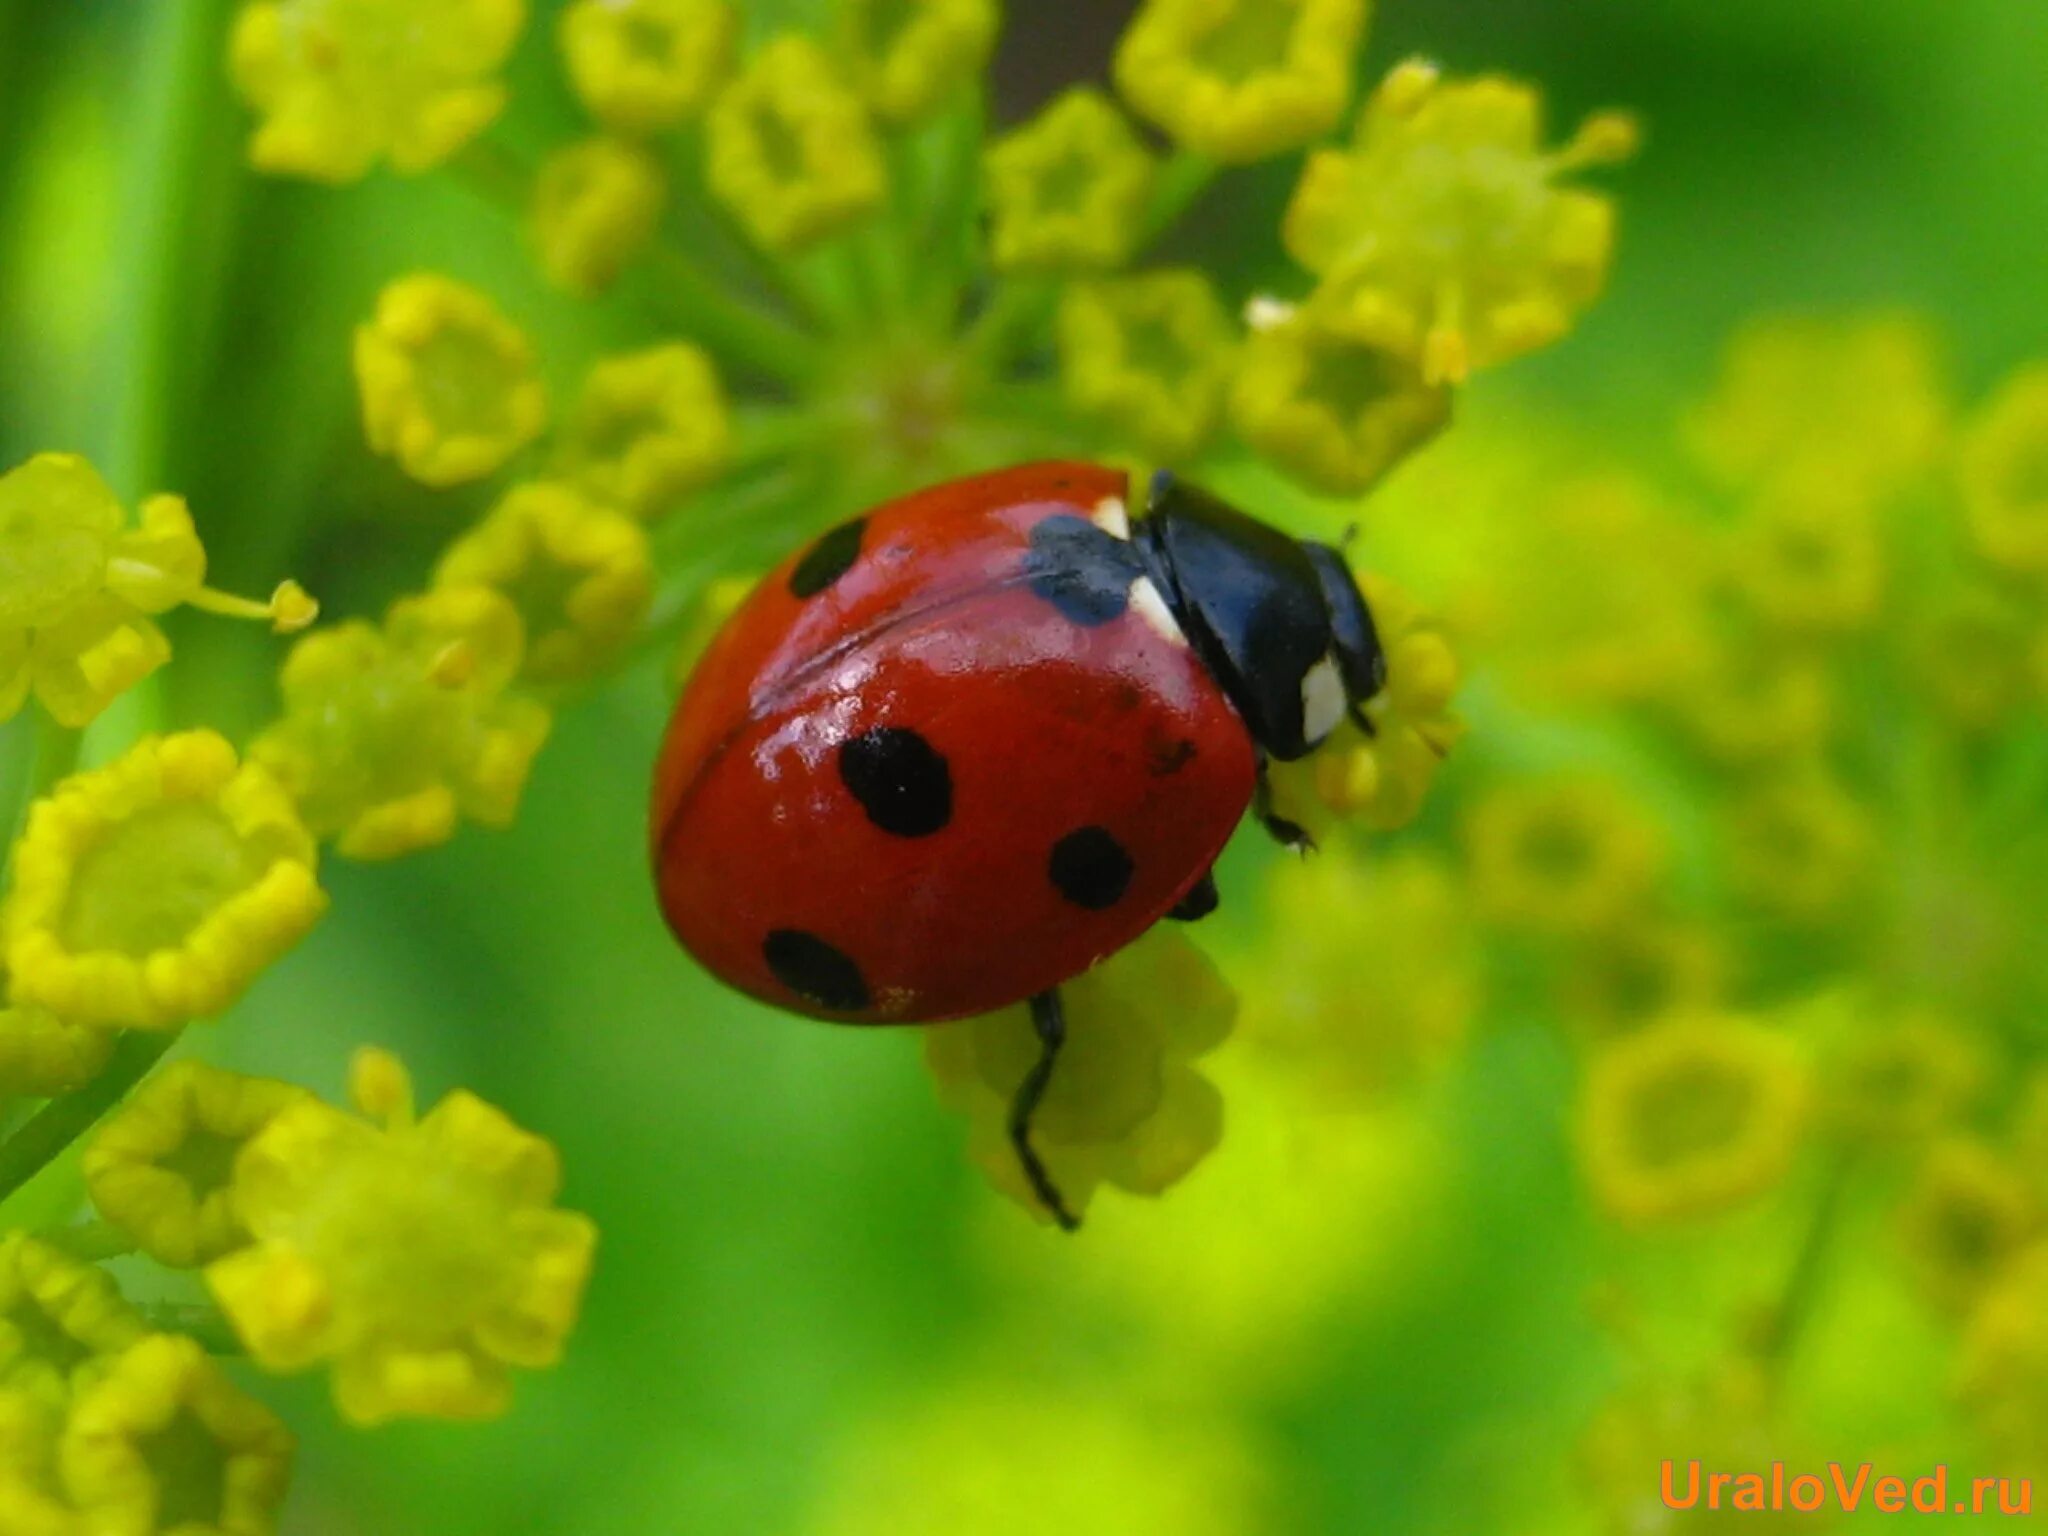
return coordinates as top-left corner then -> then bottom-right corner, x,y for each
653,462 -> 1386,1227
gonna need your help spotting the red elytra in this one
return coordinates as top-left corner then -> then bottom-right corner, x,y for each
650,461 -> 1257,1025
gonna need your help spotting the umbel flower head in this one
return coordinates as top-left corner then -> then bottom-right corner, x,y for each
0,454 -> 314,728
206,1047 -> 598,1426
925,929 -> 1235,1223
559,0 -> 737,136
530,137 -> 667,298
58,1332 -> 294,1536
1056,270 -> 1238,462
840,0 -> 1000,125
983,88 -> 1156,274
250,586 -> 551,860
554,343 -> 733,522
0,963 -> 114,1099
1284,60 -> 1637,384
0,1235 -> 146,1405
83,1061 -> 311,1269
4,731 -> 327,1029
230,0 -> 526,183
353,274 -> 548,488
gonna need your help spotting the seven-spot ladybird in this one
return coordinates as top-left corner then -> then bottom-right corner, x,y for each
651,462 -> 1387,1228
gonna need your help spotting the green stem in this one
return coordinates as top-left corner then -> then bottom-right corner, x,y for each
0,1029 -> 183,1211
1138,150 -> 1219,250
960,279 -> 1055,376
35,1218 -> 137,1263
5,714 -> 81,853
1753,1148 -> 1857,1383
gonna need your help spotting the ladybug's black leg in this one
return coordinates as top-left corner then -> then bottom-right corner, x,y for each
1168,867 -> 1220,922
1252,753 -> 1316,855
1011,990 -> 1081,1232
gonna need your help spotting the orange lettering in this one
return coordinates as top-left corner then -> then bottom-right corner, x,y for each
1828,1461 -> 1871,1511
1660,1461 -> 1700,1510
1875,1477 -> 1907,1513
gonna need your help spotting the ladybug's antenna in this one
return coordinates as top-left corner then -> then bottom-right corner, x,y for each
1012,991 -> 1081,1232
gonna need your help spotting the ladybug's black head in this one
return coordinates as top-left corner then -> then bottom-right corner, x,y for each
1135,472 -> 1387,763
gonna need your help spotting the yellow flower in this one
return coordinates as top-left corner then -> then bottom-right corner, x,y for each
230,0 -> 525,183
4,733 -> 326,1030
1684,312 -> 1951,495
841,0 -> 1000,124
57,1333 -> 293,1536
1960,1241 -> 2048,1457
1896,1139 -> 2035,1313
0,971 -> 114,1099
1114,0 -> 1370,164
1561,917 -> 1727,1041
1229,308 -> 1451,496
433,482 -> 654,687
353,274 -> 548,488
206,1048 -> 596,1426
1824,1009 -> 1981,1147
1270,571 -> 1461,833
250,587 -> 551,860
0,1236 -> 146,1405
1576,1013 -> 1807,1224
0,455 -> 313,728
807,1374 -> 1270,1536
705,36 -> 886,253
1244,848 -> 1476,1101
531,137 -> 667,297
1663,631 -> 1831,766
1723,766 -> 1873,926
1724,468 -> 1885,636
558,0 -> 737,136
1909,585 -> 2035,734
1959,362 -> 2048,578
1464,777 -> 1667,938
1284,60 -> 1636,384
982,89 -> 1156,274
924,929 -> 1234,1224
1056,270 -> 1237,462
0,1388 -> 70,1536
555,343 -> 733,520
82,1062 -> 310,1269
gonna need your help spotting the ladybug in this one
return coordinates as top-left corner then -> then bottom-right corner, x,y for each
652,462 -> 1386,1228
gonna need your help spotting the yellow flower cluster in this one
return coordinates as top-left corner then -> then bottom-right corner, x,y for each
0,455 -> 313,728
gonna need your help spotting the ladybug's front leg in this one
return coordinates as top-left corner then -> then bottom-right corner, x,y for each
1011,991 -> 1081,1232
1252,752 -> 1317,855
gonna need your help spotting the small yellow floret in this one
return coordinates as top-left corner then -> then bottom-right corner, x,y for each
1114,0 -> 1371,163
1896,1139 -> 2035,1312
434,481 -> 654,686
1825,1008 -> 1982,1146
83,1061 -> 311,1268
1561,917 -> 1726,1041
1284,60 -> 1635,383
558,0 -> 737,136
983,89 -> 1155,274
4,732 -> 326,1030
0,972 -> 115,1098
57,1333 -> 294,1535
230,0 -> 525,183
0,1388 -> 70,1536
924,929 -> 1234,1223
353,274 -> 548,488
842,0 -> 1000,124
1722,766 -> 1873,926
206,1047 -> 597,1426
557,343 -> 733,520
1960,362 -> 2048,578
1724,468 -> 1885,636
0,455 -> 313,727
1463,776 -> 1667,938
1229,309 -> 1451,496
1056,270 -> 1237,461
1576,1013 -> 1807,1224
250,587 -> 552,860
0,1235 -> 147,1405
531,137 -> 667,297
705,36 -> 887,253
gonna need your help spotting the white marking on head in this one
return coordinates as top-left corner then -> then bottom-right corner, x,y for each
1301,653 -> 1346,746
1091,497 -> 1130,539
1128,577 -> 1188,647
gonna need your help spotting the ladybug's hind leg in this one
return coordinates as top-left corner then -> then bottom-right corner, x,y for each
1253,752 -> 1317,855
1168,867 -> 1219,922
1012,991 -> 1082,1232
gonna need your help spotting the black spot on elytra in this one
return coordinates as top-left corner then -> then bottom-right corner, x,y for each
789,517 -> 866,598
1147,736 -> 1198,776
1023,513 -> 1145,626
839,727 -> 952,837
1048,826 -> 1134,910
763,929 -> 870,1011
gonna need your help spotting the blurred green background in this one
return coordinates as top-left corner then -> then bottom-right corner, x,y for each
2,1 -> 2045,1532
